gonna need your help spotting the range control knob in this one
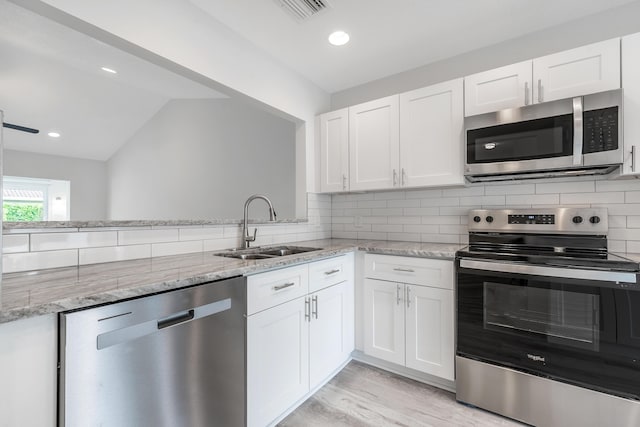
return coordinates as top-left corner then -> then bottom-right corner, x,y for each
486,216 -> 494,223
590,216 -> 601,224
473,216 -> 482,223
572,216 -> 583,224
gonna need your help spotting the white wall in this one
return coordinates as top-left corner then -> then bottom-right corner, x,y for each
4,149 -> 107,220
17,0 -> 331,197
107,98 -> 296,220
331,1 -> 640,109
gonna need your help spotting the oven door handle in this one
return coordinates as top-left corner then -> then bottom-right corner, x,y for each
459,259 -> 637,284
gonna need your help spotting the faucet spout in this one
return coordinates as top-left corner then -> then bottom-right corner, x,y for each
242,195 -> 277,249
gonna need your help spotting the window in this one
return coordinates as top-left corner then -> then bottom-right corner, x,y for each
3,176 -> 70,221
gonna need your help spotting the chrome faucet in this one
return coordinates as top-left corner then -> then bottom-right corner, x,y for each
242,194 -> 277,249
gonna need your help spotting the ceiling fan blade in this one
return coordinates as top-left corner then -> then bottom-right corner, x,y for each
3,122 -> 40,134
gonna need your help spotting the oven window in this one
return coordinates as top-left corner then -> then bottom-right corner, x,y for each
467,114 -> 573,164
484,282 -> 600,351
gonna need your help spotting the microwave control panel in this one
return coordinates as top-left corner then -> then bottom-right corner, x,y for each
583,106 -> 618,153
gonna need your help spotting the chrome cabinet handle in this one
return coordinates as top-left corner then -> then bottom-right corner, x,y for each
342,174 -> 347,190
401,168 -> 406,186
393,169 -> 398,186
324,269 -> 340,275
396,284 -> 401,305
537,79 -> 543,103
632,146 -> 637,172
393,267 -> 415,273
406,286 -> 411,308
312,295 -> 318,319
572,96 -> 583,166
305,297 -> 310,322
273,282 -> 295,291
524,81 -> 530,105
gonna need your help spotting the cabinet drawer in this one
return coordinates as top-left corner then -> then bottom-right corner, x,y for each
364,254 -> 453,290
247,264 -> 309,315
308,253 -> 354,293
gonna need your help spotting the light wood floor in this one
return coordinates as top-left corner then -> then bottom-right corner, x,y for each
278,361 -> 522,427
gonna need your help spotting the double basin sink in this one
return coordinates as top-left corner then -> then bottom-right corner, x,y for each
216,245 -> 321,260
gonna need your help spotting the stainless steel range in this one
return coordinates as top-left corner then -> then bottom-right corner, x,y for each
455,207 -> 640,426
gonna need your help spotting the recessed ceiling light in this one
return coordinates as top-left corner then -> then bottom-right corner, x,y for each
101,67 -> 117,74
47,132 -> 61,138
328,31 -> 350,46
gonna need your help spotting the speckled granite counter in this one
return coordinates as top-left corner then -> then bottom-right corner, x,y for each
0,239 -> 463,324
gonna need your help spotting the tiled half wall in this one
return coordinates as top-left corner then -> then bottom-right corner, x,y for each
2,194 -> 331,274
331,177 -> 640,253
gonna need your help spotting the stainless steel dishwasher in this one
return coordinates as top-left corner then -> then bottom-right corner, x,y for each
59,276 -> 246,427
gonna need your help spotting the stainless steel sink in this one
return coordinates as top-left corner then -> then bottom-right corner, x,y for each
215,245 -> 320,260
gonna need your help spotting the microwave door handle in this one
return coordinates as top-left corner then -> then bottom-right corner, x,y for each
572,96 -> 583,166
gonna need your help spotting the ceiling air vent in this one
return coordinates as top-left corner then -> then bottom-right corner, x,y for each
274,0 -> 330,21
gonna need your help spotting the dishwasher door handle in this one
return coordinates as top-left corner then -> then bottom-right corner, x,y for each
157,309 -> 194,330
97,298 -> 232,350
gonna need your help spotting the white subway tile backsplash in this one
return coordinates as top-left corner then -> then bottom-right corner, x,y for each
3,234 -> 29,254
627,241 -> 640,253
404,224 -> 439,234
203,238 -> 241,252
608,240 -> 627,253
371,208 -> 404,216
79,245 -> 151,265
442,186 -> 484,197
609,216 -> 627,228
374,191 -> 406,200
357,200 -> 387,209
406,189 -> 443,199
389,216 -> 421,225
591,204 -> 640,215
595,180 -> 640,192
561,192 -> 624,205
421,197 -> 459,207
357,231 -> 388,240
387,199 -> 421,208
485,183 -> 535,195
118,229 -> 179,245
626,191 -> 640,203
31,232 -> 117,251
151,241 -> 203,257
459,195 -> 505,206
387,232 -> 421,242
536,181 -> 594,194
371,224 -> 403,233
421,216 -> 460,225
404,207 -> 440,216
420,233 -> 460,244
506,194 -> 560,205
179,227 -> 224,241
628,216 -> 640,228
3,250 -> 78,273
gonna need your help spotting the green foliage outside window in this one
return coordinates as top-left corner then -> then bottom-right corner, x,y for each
3,202 -> 44,221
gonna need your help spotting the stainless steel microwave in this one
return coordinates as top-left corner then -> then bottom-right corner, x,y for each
464,89 -> 623,182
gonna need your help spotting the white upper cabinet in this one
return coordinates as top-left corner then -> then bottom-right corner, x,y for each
319,108 -> 349,192
464,61 -> 533,116
622,32 -> 640,176
465,39 -> 621,117
400,78 -> 464,187
533,38 -> 620,103
349,95 -> 400,191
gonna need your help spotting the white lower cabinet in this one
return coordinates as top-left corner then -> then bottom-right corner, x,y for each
363,254 -> 454,381
247,253 -> 355,427
247,296 -> 310,427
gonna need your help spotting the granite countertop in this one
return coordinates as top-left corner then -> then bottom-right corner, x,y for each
0,239 -> 463,324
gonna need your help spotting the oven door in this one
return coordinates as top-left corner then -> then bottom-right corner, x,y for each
457,258 -> 640,400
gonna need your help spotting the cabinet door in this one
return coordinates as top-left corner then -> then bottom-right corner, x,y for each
363,278 -> 405,365
247,297 -> 309,427
464,61 -> 532,116
533,38 -> 620,103
622,32 -> 640,176
349,95 -> 400,191
309,280 -> 355,389
399,78 -> 464,187
319,108 -> 349,192
405,285 -> 454,380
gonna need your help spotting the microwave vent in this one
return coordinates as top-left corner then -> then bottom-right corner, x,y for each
274,0 -> 330,21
